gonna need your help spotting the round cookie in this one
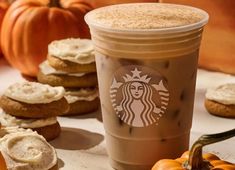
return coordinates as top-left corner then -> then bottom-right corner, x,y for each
205,99 -> 235,118
204,83 -> 235,118
0,95 -> 68,118
63,88 -> 100,116
37,70 -> 98,88
47,54 -> 96,73
0,82 -> 69,118
0,127 -> 58,170
0,111 -> 61,141
32,121 -> 61,141
47,38 -> 96,73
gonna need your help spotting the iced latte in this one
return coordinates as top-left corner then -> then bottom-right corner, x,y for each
85,3 -> 208,170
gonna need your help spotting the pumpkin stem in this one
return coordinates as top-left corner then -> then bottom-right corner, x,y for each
48,0 -> 61,8
185,128 -> 235,170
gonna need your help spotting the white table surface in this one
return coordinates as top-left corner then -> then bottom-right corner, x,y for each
0,58 -> 234,169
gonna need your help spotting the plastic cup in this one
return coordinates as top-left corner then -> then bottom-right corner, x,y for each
85,3 -> 209,170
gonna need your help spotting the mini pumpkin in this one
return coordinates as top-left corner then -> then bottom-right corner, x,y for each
152,129 -> 235,170
0,152 -> 7,170
1,0 -> 93,76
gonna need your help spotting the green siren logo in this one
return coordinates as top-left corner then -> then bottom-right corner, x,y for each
110,66 -> 169,127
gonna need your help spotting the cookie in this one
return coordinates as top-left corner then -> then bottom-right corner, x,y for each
32,121 -> 61,141
0,111 -> 61,141
205,83 -> 235,118
47,54 -> 96,73
0,127 -> 58,170
47,38 -> 96,73
0,82 -> 69,118
37,68 -> 98,88
63,88 -> 100,116
0,95 -> 68,118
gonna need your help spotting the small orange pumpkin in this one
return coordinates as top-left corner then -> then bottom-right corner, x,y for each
0,152 -> 7,170
152,129 -> 235,170
1,0 -> 93,76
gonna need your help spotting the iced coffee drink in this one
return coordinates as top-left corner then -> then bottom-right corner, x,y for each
85,3 -> 208,170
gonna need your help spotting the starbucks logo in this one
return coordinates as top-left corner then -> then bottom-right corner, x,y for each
110,66 -> 169,127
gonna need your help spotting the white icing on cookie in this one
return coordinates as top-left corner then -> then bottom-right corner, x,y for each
48,38 -> 95,64
0,125 -> 33,138
4,82 -> 65,104
0,112 -> 57,129
39,61 -> 86,77
65,88 -> 99,103
205,83 -> 235,105
0,131 -> 57,170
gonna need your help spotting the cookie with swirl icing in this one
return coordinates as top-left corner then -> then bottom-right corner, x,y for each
47,38 -> 96,73
0,127 -> 58,170
205,83 -> 235,118
0,82 -> 69,118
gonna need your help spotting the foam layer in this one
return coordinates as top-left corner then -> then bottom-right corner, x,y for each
86,3 -> 206,30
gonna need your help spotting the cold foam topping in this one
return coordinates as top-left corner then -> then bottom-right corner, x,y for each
86,3 -> 206,30
4,82 -> 65,104
39,61 -> 86,77
65,88 -> 99,103
0,112 -> 57,129
48,38 -> 95,64
0,131 -> 57,170
206,83 -> 235,105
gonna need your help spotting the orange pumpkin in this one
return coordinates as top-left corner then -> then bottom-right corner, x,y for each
0,1 -> 8,57
1,0 -> 93,76
0,152 -> 7,170
152,129 -> 235,170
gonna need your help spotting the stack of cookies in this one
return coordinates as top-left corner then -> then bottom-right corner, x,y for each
0,82 -> 68,141
37,38 -> 100,116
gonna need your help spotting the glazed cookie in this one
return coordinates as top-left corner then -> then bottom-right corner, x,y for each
0,82 -> 69,118
0,111 -> 61,141
63,88 -> 100,116
0,127 -> 58,170
205,83 -> 235,118
47,55 -> 96,73
47,38 -> 96,73
37,62 -> 98,88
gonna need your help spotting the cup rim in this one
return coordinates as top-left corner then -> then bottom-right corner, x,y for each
85,3 -> 209,34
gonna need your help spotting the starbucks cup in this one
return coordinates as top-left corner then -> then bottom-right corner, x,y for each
85,3 -> 208,170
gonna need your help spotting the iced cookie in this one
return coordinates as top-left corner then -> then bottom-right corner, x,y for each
0,82 -> 69,118
0,127 -> 58,170
63,88 -> 100,116
37,61 -> 98,88
47,38 -> 96,73
205,83 -> 235,118
0,111 -> 61,141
